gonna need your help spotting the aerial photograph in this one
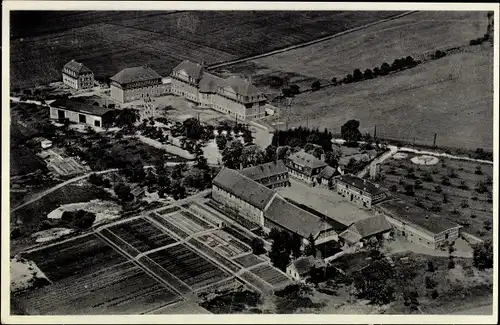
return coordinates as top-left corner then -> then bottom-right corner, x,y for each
5,4 -> 496,319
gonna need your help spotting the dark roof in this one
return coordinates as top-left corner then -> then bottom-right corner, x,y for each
172,60 -> 204,80
240,160 -> 288,181
338,174 -> 386,196
289,256 -> 320,276
63,59 -> 92,75
131,187 -> 146,197
199,72 -> 223,93
224,76 -> 262,97
285,198 -> 348,232
110,66 -> 162,84
317,165 -> 340,180
264,196 -> 332,238
212,168 -> 275,210
349,214 -> 392,238
50,99 -> 114,116
288,151 -> 327,170
376,199 -> 461,235
339,230 -> 363,244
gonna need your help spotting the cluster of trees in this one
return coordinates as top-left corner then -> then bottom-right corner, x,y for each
473,240 -> 493,270
113,108 -> 140,130
272,126 -> 333,153
138,118 -> 168,143
268,228 -> 304,271
60,209 -> 97,229
352,258 -> 397,305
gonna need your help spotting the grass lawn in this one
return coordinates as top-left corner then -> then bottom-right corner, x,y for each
11,11 -> 400,89
378,154 -> 493,240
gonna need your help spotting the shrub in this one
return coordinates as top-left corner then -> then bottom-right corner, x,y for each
483,220 -> 492,231
470,214 -> 477,219
475,181 -> 488,194
431,290 -> 439,299
441,175 -> 451,186
458,180 -> 469,190
442,193 -> 449,203
471,196 -> 478,201
414,179 -> 423,190
404,185 -> 415,196
475,165 -> 483,175
88,173 -> 104,186
473,240 -> 493,270
251,237 -> 266,255
460,200 -> 469,208
448,258 -> 456,269
427,261 -> 435,272
390,185 -> 398,192
311,81 -> 321,91
434,185 -> 443,193
11,228 -> 22,239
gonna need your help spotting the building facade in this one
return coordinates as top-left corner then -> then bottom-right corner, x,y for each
49,99 -> 115,128
62,59 -> 94,90
285,151 -> 328,186
240,160 -> 290,189
110,66 -> 168,103
336,174 -> 387,208
171,60 -> 267,121
374,199 -> 461,249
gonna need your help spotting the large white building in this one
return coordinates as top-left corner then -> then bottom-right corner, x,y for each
110,66 -> 168,103
49,99 -> 115,128
62,59 -> 94,90
171,60 -> 267,121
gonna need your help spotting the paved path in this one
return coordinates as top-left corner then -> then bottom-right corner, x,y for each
206,11 -> 417,71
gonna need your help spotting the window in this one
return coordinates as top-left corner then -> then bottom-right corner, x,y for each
94,120 -> 101,127
78,114 -> 86,123
445,233 -> 449,240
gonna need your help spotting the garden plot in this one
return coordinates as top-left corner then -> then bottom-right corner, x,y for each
221,225 -> 255,246
239,271 -> 274,294
147,212 -> 189,239
105,217 -> 178,255
22,234 -> 128,282
98,228 -> 142,258
13,261 -> 182,315
233,254 -> 266,269
185,202 -> 224,226
196,230 -> 251,259
188,238 -> 242,273
147,244 -> 231,290
159,210 -> 215,237
250,264 -> 292,289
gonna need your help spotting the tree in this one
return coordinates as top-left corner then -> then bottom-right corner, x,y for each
390,184 -> 398,192
269,230 -> 291,271
264,144 -> 277,163
331,77 -> 338,85
380,62 -> 391,75
442,193 -> 449,203
441,175 -> 451,186
427,261 -> 435,273
311,80 -> 321,91
353,69 -> 363,81
182,168 -> 207,189
353,259 -> 395,305
431,290 -> 439,299
391,58 -> 403,71
242,129 -> 253,144
289,84 -> 300,95
434,185 -> 443,193
76,211 -> 96,229
115,108 -> 139,128
183,117 -> 204,140
114,183 -> 132,201
473,240 -> 493,270
304,234 -> 317,257
475,180 -> 488,194
215,134 -> 228,151
414,179 -> 423,190
475,165 -> 483,175
88,173 -> 104,186
345,74 -> 354,83
170,180 -> 186,200
241,145 -> 265,168
251,237 -> 266,255
404,184 -> 415,196
373,67 -> 381,76
290,233 -> 302,258
448,258 -> 456,269
325,148 -> 341,167
340,119 -> 362,142
222,140 -> 244,169
363,69 -> 374,79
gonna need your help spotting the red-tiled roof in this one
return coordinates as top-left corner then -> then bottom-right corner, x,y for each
110,66 -> 162,84
212,167 -> 275,210
63,59 -> 93,75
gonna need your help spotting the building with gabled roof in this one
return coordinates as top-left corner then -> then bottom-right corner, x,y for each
285,150 -> 327,185
110,65 -> 167,103
240,160 -> 289,189
211,166 -> 346,246
49,99 -> 115,128
336,174 -> 387,208
170,60 -> 267,121
374,199 -> 462,249
62,59 -> 94,90
286,256 -> 325,283
339,214 -> 392,248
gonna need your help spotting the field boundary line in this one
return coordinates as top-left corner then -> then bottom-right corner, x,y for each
230,251 -> 253,260
206,11 -> 418,71
94,215 -> 143,232
101,228 -> 142,256
146,213 -> 185,242
242,261 -> 270,272
138,255 -> 194,293
136,241 -> 182,259
94,229 -> 139,259
21,232 -> 94,255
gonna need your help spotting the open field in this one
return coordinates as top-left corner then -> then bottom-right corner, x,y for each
21,234 -> 127,282
224,11 -> 492,150
11,11 -> 400,89
147,244 -> 231,290
378,154 -> 493,240
250,264 -> 292,289
13,261 -> 182,315
105,217 -> 178,254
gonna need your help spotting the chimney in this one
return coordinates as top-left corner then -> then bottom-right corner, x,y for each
320,153 -> 326,161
